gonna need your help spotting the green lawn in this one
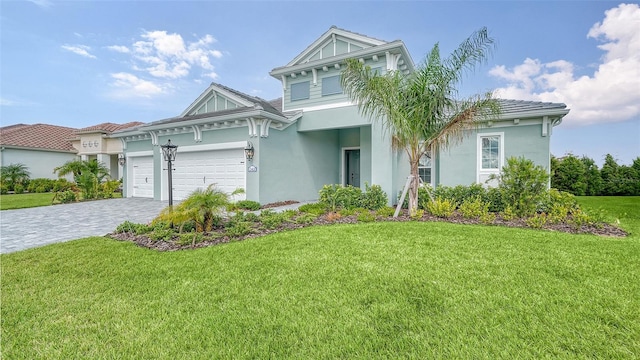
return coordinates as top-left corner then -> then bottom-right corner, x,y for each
0,192 -> 55,210
1,198 -> 639,359
0,192 -> 123,210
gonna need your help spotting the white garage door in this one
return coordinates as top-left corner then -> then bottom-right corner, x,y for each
172,149 -> 246,201
131,156 -> 154,198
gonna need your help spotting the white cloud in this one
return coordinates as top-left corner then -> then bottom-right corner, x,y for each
203,72 -> 219,80
127,30 -> 222,79
0,97 -> 16,106
109,72 -> 164,98
61,44 -> 97,59
490,3 -> 640,127
26,0 -> 52,9
106,45 -> 130,53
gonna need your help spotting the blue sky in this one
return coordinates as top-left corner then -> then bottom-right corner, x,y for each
1,0 -> 638,166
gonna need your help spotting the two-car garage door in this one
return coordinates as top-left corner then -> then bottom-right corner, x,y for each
129,149 -> 246,201
172,149 -> 246,201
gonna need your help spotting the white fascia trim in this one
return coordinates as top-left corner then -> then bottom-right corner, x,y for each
174,141 -> 247,154
126,150 -> 154,157
496,108 -> 570,121
286,101 -> 355,113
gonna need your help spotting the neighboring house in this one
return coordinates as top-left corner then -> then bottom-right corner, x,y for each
70,122 -> 144,180
0,123 -> 78,179
0,122 -> 142,181
113,26 -> 569,204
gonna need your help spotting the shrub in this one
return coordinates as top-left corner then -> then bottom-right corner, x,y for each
479,212 -> 496,225
236,200 -> 261,211
0,183 -> 7,195
500,206 -> 516,221
280,209 -> 297,220
295,213 -> 317,225
27,178 -> 55,193
361,183 -> 388,210
538,189 -> 578,214
149,228 -> 174,242
298,202 -> 327,216
458,197 -> 489,219
357,211 -> 376,222
260,212 -> 286,229
100,180 -> 121,199
375,206 -> 396,218
176,232 -> 205,246
54,190 -> 77,204
115,221 -> 150,235
225,221 -> 253,238
52,179 -> 73,192
35,185 -> 46,193
326,212 -> 342,222
410,209 -> 425,220
426,198 -> 456,218
492,157 -> 549,218
526,213 -> 548,229
243,212 -> 260,223
338,208 -> 356,217
485,187 -> 504,212
13,184 -> 25,194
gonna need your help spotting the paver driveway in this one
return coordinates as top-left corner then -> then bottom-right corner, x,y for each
0,198 -> 168,254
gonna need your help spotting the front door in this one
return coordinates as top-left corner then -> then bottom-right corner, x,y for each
344,149 -> 360,187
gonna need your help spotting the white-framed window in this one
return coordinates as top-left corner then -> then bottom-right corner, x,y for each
291,81 -> 310,101
321,75 -> 342,96
477,132 -> 504,186
418,151 -> 432,185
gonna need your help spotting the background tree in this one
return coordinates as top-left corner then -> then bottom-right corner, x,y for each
581,156 -> 602,196
0,163 -> 31,191
341,27 -> 500,215
552,154 -> 587,195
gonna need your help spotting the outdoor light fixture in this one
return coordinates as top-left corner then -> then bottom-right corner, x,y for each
160,139 -> 178,206
118,154 -> 126,166
244,141 -> 255,161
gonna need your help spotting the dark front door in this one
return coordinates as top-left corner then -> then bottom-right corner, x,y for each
345,149 -> 360,187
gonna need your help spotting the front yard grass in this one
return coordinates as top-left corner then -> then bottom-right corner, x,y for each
2,208 -> 639,358
0,192 -> 55,210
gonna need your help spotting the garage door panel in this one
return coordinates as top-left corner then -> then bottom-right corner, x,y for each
131,156 -> 154,198
172,149 -> 246,201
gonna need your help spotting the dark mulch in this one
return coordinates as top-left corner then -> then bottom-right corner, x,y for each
260,200 -> 299,209
107,209 -> 628,252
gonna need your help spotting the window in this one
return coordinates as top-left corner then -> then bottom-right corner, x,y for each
481,135 -> 500,169
291,81 -> 310,101
418,151 -> 432,184
321,75 -> 342,96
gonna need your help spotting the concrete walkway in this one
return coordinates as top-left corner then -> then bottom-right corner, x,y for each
0,198 -> 168,254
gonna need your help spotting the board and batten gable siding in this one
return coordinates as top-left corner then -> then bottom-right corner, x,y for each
188,91 -> 242,116
283,57 -> 387,112
437,122 -> 551,187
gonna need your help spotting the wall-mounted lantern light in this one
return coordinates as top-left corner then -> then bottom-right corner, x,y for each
244,141 -> 255,161
118,154 -> 126,166
160,139 -> 178,207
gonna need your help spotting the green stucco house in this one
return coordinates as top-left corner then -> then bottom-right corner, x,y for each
113,27 -> 569,204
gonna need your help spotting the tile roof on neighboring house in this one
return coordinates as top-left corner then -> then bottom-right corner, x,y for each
0,124 -> 77,152
75,122 -> 144,134
498,99 -> 568,114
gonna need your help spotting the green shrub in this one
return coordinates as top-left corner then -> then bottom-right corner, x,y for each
54,190 -> 77,204
295,213 -> 318,225
260,211 -> 286,229
236,200 -> 261,211
361,183 -> 388,210
100,180 -> 121,199
115,221 -> 150,234
298,202 -> 327,216
492,157 -> 549,218
526,213 -> 548,229
225,221 -> 253,238
458,197 -> 489,219
176,232 -> 205,246
35,185 -> 46,193
27,178 -> 55,193
375,206 -> 396,217
280,209 -> 297,220
479,212 -> 496,225
0,183 -> 7,195
500,206 -> 516,221
411,209 -> 425,220
426,198 -> 456,218
486,187 -> 504,212
338,208 -> 356,216
357,211 -> 376,223
13,184 -> 25,194
52,179 -> 73,192
538,189 -> 578,214
243,212 -> 260,223
401,185 -> 432,210
149,228 -> 174,241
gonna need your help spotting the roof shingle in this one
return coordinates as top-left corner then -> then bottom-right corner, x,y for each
0,124 -> 77,152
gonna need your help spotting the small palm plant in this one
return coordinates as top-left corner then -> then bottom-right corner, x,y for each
54,159 -> 110,199
155,185 -> 244,232
0,163 -> 30,191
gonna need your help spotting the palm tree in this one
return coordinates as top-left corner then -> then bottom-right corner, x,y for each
0,163 -> 30,190
341,27 -> 500,215
54,159 -> 110,199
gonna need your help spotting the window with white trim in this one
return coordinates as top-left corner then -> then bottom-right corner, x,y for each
418,151 -> 432,184
321,75 -> 342,96
291,81 -> 310,101
481,135 -> 500,169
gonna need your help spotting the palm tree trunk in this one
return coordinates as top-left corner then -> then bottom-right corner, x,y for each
408,158 -> 420,215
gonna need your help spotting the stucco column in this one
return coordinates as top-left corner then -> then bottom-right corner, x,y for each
97,153 -> 111,178
370,121 -> 394,205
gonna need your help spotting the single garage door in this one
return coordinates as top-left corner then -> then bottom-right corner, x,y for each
172,149 -> 246,201
131,156 -> 154,198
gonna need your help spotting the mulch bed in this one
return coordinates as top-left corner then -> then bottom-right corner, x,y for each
107,209 -> 628,252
